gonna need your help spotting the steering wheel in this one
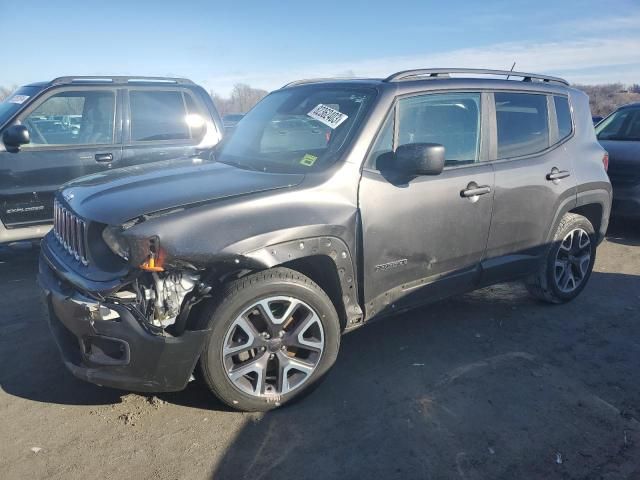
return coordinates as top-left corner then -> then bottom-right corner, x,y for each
22,118 -> 47,145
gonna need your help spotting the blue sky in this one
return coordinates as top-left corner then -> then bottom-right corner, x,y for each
1,0 -> 639,94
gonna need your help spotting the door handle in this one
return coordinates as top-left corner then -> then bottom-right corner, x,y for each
461,185 -> 492,198
95,153 -> 113,163
546,168 -> 570,181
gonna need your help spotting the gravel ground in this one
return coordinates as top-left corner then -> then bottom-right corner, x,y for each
1,221 -> 639,480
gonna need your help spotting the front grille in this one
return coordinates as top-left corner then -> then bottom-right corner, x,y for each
53,199 -> 89,266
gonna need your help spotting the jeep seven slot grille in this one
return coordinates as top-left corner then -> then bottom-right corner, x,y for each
53,200 -> 89,266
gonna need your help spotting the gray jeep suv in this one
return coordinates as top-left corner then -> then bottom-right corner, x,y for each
38,68 -> 611,411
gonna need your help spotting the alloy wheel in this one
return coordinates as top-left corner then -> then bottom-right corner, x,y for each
554,228 -> 592,293
222,296 -> 325,398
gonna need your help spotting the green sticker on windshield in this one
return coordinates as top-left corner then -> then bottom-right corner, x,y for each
300,154 -> 318,166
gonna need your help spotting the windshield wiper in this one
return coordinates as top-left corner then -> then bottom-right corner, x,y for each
215,157 -> 266,172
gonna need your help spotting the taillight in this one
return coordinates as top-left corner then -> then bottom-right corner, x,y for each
602,152 -> 609,172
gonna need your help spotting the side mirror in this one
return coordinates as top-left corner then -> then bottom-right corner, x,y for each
2,125 -> 30,153
396,143 -> 445,176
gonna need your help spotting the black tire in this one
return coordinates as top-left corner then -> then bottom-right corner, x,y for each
196,267 -> 341,412
525,213 -> 597,304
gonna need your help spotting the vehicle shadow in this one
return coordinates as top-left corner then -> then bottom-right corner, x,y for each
209,269 -> 640,479
1,223 -> 638,419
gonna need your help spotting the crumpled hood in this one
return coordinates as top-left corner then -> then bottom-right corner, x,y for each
59,158 -> 304,225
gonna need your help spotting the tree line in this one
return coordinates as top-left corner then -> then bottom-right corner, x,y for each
1,81 -> 639,118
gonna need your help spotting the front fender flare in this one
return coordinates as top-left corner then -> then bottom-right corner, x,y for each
243,236 -> 364,330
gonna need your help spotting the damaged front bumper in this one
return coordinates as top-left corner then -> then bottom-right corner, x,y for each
38,243 -> 210,393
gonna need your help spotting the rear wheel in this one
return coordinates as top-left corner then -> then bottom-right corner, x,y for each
197,267 -> 340,411
526,213 -> 597,303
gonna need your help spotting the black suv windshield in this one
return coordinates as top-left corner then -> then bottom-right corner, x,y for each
0,86 -> 43,127
596,106 -> 640,141
216,86 -> 376,173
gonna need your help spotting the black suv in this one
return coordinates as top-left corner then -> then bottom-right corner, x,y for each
0,76 -> 223,244
38,68 -> 611,411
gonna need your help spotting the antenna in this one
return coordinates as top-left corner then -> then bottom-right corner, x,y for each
506,62 -> 516,80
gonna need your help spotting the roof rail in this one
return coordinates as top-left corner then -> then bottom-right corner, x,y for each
384,68 -> 569,86
281,77 -> 361,88
50,76 -> 195,86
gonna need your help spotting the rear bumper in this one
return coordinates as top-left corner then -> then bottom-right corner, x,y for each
38,250 -> 209,393
611,183 -> 640,218
0,220 -> 51,244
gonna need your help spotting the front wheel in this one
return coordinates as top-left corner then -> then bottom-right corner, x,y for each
526,213 -> 597,304
197,268 -> 341,411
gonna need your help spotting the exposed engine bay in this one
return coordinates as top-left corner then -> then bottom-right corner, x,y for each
107,270 -> 211,334
147,272 -> 200,328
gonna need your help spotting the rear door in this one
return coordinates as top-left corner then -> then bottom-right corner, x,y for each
122,88 -> 208,166
359,91 -> 495,315
0,87 -> 122,227
481,91 -> 577,283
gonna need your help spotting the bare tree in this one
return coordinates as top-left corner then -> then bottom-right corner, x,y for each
210,83 -> 268,116
0,85 -> 17,102
574,83 -> 640,117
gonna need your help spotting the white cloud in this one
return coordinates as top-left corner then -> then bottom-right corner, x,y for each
203,35 -> 640,94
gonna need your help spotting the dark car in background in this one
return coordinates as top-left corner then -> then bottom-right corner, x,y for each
222,113 -> 244,134
596,103 -> 640,218
0,76 -> 223,244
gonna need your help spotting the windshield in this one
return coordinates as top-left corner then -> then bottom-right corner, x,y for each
0,86 -> 42,127
596,106 -> 640,141
215,86 -> 376,173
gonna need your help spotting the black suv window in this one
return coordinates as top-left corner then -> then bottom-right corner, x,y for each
22,90 -> 115,147
397,92 -> 481,166
554,96 -> 573,140
130,90 -> 190,142
495,92 -> 549,158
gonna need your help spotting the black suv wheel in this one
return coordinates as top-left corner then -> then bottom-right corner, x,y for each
197,267 -> 341,411
526,213 -> 597,303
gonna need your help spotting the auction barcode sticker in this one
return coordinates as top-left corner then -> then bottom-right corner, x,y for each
307,104 -> 348,129
8,95 -> 29,104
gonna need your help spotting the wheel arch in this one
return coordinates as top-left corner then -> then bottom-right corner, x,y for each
243,236 -> 364,331
184,236 -> 364,333
546,188 -> 611,245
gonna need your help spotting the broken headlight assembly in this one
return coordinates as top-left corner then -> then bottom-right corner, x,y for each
101,225 -> 130,261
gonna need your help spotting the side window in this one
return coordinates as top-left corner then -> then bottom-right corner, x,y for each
129,90 -> 190,142
397,92 -> 481,166
554,96 -> 573,140
495,92 -> 549,159
22,90 -> 115,147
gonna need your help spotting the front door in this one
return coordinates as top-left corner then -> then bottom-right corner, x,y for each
359,91 -> 495,317
0,87 -> 122,227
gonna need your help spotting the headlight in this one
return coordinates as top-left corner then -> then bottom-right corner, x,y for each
101,225 -> 130,260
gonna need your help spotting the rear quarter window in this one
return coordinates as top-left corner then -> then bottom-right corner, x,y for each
495,92 -> 549,159
554,96 -> 573,140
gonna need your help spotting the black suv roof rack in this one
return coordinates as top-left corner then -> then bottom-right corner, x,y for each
384,68 -> 569,86
50,76 -> 195,86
